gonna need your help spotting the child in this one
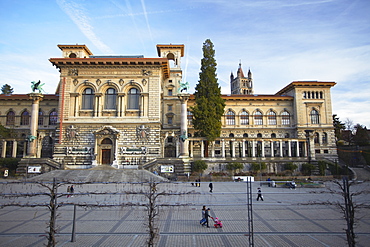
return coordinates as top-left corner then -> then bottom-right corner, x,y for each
213,217 -> 223,228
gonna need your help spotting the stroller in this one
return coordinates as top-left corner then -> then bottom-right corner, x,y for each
210,216 -> 223,228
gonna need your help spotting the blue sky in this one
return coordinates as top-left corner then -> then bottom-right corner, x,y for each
0,0 -> 369,128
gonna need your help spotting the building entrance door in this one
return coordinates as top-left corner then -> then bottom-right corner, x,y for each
101,149 -> 111,165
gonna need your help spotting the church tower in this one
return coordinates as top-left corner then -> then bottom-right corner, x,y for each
230,63 -> 253,95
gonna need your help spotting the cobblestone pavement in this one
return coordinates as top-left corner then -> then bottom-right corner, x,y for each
0,179 -> 369,247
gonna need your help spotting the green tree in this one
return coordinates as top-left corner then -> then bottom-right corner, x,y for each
251,162 -> 266,172
333,114 -> 345,142
226,162 -> 244,175
0,125 -> 12,138
284,162 -> 298,175
301,163 -> 316,176
353,124 -> 370,146
191,39 -> 225,156
1,84 -> 14,95
192,160 -> 208,173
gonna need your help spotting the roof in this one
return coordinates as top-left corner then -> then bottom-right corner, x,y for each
156,44 -> 185,57
188,94 -> 293,101
49,57 -> 170,78
276,81 -> 336,95
57,44 -> 93,55
0,94 -> 59,100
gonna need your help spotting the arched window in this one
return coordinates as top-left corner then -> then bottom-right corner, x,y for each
105,88 -> 117,109
226,110 -> 235,125
310,109 -> 320,124
187,110 -> 193,125
285,133 -> 290,138
254,110 -> 263,125
267,110 -> 277,125
128,88 -> 140,109
271,133 -> 276,138
314,132 -> 320,144
6,111 -> 15,125
229,133 -> 234,137
322,132 -> 328,144
240,110 -> 249,125
281,111 -> 290,125
49,110 -> 58,125
243,133 -> 248,138
38,110 -> 44,125
82,88 -> 94,110
20,111 -> 30,125
257,133 -> 262,138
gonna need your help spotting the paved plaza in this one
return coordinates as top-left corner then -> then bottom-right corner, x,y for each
0,173 -> 369,247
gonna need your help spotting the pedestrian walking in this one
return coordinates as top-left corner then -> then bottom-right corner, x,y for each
67,186 -> 71,198
202,208 -> 211,227
70,185 -> 74,197
256,187 -> 263,201
200,205 -> 206,225
209,182 -> 213,193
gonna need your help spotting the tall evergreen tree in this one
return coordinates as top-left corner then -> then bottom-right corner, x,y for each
1,84 -> 14,95
333,114 -> 345,142
191,39 -> 225,144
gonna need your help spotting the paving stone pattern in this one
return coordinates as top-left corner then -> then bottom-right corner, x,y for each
0,171 -> 369,246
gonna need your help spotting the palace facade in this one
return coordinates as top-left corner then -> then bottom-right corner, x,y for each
0,44 -> 337,174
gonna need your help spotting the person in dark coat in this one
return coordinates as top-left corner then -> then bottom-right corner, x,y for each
256,187 -> 263,201
70,185 -> 74,197
209,182 -> 213,193
202,208 -> 211,227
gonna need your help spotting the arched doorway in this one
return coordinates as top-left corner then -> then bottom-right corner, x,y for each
101,138 -> 113,165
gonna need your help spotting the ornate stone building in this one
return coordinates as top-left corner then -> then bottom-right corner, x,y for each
0,44 -> 337,174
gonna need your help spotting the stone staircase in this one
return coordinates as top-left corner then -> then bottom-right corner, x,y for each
27,167 -> 167,182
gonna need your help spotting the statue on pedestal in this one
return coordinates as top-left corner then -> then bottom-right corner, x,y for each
178,81 -> 189,93
31,80 -> 45,94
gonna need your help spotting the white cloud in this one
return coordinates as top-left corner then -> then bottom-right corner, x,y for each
56,0 -> 113,54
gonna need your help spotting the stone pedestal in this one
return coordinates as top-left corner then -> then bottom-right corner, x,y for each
27,93 -> 44,157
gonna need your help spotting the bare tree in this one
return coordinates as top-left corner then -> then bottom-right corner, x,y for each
301,178 -> 370,247
0,180 -> 200,247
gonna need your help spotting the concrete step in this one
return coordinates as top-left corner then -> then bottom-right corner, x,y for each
27,168 -> 168,183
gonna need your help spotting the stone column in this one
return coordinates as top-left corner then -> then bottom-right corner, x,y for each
261,141 -> 265,158
296,140 -> 300,157
288,140 -> 292,157
190,140 -> 193,158
211,141 -> 215,158
12,140 -> 17,158
1,140 -> 6,158
271,141 -> 274,157
252,140 -> 256,157
279,140 -> 283,157
27,93 -> 44,157
177,94 -> 190,157
70,93 -> 79,117
221,139 -> 225,158
231,140 -> 235,158
200,140 -> 204,158
242,140 -> 246,158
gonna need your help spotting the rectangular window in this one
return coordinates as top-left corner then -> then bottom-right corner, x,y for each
168,105 -> 173,111
168,89 -> 173,96
167,116 -> 173,125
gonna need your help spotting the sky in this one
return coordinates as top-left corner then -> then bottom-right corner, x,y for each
0,0 -> 369,128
